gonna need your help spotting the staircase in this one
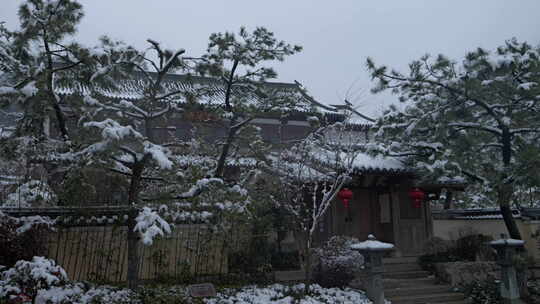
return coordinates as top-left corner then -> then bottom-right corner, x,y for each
383,257 -> 467,304
352,257 -> 468,304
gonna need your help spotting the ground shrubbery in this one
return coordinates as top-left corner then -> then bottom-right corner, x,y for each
0,256 -> 68,303
0,212 -> 52,268
0,256 -> 371,304
462,279 -> 540,304
205,284 -> 371,304
418,235 -> 495,273
311,236 -> 364,288
463,280 -> 502,304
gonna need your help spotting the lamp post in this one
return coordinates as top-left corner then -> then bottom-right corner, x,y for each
490,237 -> 525,303
351,234 -> 395,304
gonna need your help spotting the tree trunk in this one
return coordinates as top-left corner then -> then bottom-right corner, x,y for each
304,241 -> 311,295
126,155 -> 150,289
127,158 -> 147,204
500,203 -> 521,239
48,91 -> 69,140
499,129 -> 521,239
43,34 -> 69,141
127,208 -> 139,289
215,127 -> 237,178
293,230 -> 312,295
214,60 -> 239,178
145,118 -> 154,143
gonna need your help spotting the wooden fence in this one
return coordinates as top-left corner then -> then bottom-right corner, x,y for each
2,207 -> 249,285
43,224 -> 230,283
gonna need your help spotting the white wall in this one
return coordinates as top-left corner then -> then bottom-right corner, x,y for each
433,219 -> 540,262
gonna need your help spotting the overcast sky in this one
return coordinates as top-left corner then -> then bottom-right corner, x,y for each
2,0 -> 540,117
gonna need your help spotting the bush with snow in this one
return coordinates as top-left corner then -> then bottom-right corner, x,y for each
312,236 -> 364,288
0,256 -> 67,303
36,283 -> 139,304
314,236 -> 364,272
0,212 -> 54,268
204,283 -> 372,304
3,180 -> 57,208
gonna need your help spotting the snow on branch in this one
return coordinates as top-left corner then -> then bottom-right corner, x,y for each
448,122 -> 503,135
133,207 -> 171,246
143,141 -> 173,169
0,211 -> 55,235
84,119 -> 143,141
175,178 -> 224,199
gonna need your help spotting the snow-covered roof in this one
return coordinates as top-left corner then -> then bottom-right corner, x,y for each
53,72 -> 383,127
351,152 -> 406,174
310,147 -> 409,175
55,72 -> 316,113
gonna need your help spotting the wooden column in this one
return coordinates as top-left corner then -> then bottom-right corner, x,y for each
425,197 -> 434,239
390,185 -> 402,257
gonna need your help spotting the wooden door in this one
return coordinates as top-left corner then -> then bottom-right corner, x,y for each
393,187 -> 428,256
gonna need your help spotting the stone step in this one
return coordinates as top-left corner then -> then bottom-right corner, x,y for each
385,270 -> 431,280
383,277 -> 437,288
385,263 -> 423,273
387,292 -> 465,304
385,285 -> 454,297
383,257 -> 418,264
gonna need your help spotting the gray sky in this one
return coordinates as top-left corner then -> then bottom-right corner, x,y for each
2,0 -> 540,118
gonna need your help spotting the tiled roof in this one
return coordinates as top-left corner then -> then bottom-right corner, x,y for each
350,152 -> 409,174
432,208 -> 524,220
55,72 -> 316,113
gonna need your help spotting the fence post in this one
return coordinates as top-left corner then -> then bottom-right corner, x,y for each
127,207 -> 139,289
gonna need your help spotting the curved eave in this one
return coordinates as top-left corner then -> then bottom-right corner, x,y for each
351,167 -> 414,176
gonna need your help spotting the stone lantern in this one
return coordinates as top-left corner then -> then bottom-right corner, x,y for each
490,237 -> 525,303
350,234 -> 394,304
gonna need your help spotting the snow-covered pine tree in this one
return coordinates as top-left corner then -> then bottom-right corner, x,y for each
0,0 -> 105,206
196,27 -> 305,178
80,39 -> 187,204
0,0 -> 89,140
366,38 -> 540,239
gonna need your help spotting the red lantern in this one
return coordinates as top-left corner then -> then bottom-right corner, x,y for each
338,187 -> 353,209
408,187 -> 425,208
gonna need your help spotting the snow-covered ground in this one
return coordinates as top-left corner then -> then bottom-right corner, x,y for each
0,256 -> 374,303
205,284 -> 372,304
3,281 -> 375,304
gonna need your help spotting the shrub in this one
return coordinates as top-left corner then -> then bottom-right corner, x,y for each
36,282 -> 140,304
271,249 -> 300,271
418,235 -> 495,272
0,256 -> 68,303
422,237 -> 452,255
312,236 -> 364,288
463,280 -> 502,304
418,237 -> 460,272
454,234 -> 494,261
0,212 -> 53,268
